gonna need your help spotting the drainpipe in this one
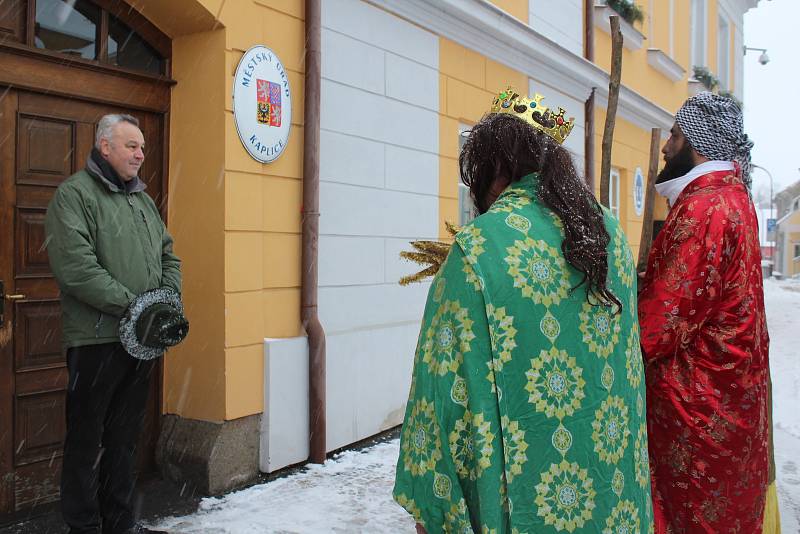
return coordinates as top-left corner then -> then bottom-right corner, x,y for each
303,0 -> 326,464
584,0 -> 596,191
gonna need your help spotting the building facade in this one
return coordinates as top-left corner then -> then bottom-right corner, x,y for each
0,0 -> 759,514
774,181 -> 800,277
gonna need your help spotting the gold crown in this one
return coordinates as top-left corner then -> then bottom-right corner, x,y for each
491,86 -> 575,144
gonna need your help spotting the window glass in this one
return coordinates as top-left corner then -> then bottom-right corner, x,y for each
35,0 -> 99,60
108,15 -> 163,74
458,125 -> 477,225
718,16 -> 730,89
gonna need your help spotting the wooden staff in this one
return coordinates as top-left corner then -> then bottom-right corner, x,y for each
637,127 -> 662,272
599,15 -> 623,207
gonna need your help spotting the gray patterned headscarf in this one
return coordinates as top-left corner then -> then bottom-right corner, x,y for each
676,91 -> 754,188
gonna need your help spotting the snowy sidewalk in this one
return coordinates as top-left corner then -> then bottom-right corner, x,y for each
764,278 -> 800,532
152,440 -> 415,533
152,279 -> 800,533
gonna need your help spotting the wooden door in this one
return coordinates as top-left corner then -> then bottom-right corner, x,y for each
0,89 -> 165,514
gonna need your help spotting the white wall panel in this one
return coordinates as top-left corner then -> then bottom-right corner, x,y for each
322,80 -> 438,153
325,323 -> 418,451
385,53 -> 439,111
323,0 -> 438,68
319,282 -> 430,334
320,181 -> 438,239
260,337 -> 309,472
385,144 -> 439,196
319,236 -> 385,287
322,29 -> 385,94
530,0 -> 583,57
320,129 -> 385,188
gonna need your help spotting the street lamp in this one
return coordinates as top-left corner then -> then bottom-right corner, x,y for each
743,46 -> 770,65
751,164 -> 774,264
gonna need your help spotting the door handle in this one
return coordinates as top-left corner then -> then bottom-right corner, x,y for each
0,280 -> 26,326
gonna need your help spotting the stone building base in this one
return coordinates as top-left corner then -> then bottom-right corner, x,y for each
156,413 -> 261,495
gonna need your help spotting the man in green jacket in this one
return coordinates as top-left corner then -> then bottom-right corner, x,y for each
45,114 -> 180,534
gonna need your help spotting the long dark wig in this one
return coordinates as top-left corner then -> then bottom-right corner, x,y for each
459,113 -> 621,310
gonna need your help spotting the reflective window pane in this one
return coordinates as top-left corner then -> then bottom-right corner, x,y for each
108,16 -> 163,75
35,0 -> 99,60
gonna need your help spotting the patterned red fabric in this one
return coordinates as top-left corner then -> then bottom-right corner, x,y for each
638,169 -> 769,534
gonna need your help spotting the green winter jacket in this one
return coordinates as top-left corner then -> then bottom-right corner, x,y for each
45,160 -> 181,349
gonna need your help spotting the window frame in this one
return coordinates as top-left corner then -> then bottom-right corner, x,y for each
690,0 -> 707,70
3,0 -> 171,78
457,123 -> 477,226
717,14 -> 730,89
609,168 -> 621,219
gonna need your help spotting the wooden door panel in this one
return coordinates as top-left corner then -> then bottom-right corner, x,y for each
13,301 -> 62,372
14,207 -> 50,279
13,367 -> 68,397
14,391 -> 66,466
14,460 -> 62,511
0,0 -> 26,44
17,116 -> 75,187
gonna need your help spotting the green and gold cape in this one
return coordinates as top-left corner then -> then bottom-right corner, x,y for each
394,173 -> 654,533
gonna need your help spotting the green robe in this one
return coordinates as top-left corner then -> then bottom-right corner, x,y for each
394,173 -> 653,533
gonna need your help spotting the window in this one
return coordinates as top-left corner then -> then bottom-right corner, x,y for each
32,0 -> 165,74
458,183 -> 477,226
794,243 -> 800,260
717,16 -> 730,89
609,168 -> 621,219
35,0 -> 99,60
458,125 -> 477,226
690,0 -> 706,69
108,15 -> 164,74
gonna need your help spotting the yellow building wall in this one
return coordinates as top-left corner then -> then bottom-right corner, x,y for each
791,230 -> 800,277
592,108 -> 669,261
595,4 -> 688,114
438,38 -> 528,239
488,0 -> 528,22
166,28 -> 228,422
784,211 -> 800,276
165,0 -> 305,423
592,1 -> 744,255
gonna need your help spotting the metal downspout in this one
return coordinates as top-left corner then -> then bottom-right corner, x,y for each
303,0 -> 326,464
584,0 -> 596,190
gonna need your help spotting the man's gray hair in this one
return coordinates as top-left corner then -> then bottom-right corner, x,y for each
95,114 -> 140,148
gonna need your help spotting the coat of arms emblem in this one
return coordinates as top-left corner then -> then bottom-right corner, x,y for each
257,79 -> 282,127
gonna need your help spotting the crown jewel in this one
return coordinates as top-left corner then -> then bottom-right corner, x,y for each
491,86 -> 575,145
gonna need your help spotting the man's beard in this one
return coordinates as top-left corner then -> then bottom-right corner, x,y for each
657,143 -> 695,183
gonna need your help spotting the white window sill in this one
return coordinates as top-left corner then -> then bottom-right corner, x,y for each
647,48 -> 685,82
687,78 -> 705,96
594,4 -> 645,51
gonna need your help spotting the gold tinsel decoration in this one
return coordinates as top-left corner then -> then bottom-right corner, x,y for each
398,221 -> 461,286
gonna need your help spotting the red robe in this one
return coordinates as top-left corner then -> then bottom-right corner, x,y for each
638,169 -> 769,533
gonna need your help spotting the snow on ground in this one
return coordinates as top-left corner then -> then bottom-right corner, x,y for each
764,278 -> 800,533
153,278 -> 800,533
151,440 -> 415,533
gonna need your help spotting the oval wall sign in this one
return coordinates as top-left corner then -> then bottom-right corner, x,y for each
232,45 -> 292,163
633,167 -> 644,216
